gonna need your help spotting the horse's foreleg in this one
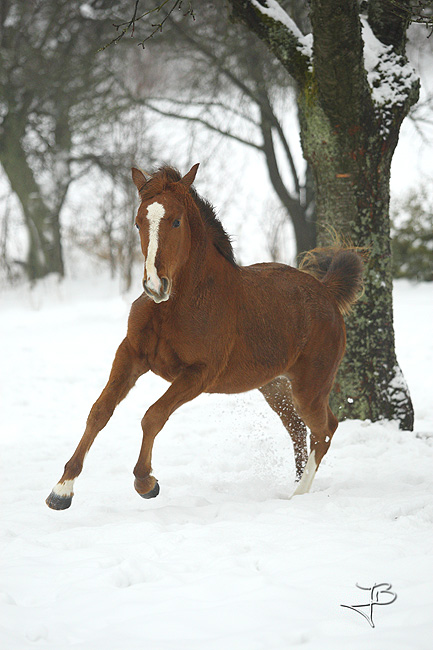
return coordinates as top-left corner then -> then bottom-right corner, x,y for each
46,338 -> 148,510
259,377 -> 308,481
133,365 -> 207,499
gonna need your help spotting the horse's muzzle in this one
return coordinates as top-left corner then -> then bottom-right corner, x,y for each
143,276 -> 171,303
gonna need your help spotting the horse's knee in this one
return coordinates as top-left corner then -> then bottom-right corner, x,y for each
87,400 -> 113,432
141,404 -> 166,437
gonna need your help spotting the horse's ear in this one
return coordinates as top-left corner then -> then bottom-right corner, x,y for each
179,163 -> 199,189
131,167 -> 149,193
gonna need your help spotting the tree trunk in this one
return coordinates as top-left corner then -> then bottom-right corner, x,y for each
230,0 -> 417,429
298,89 -> 414,428
260,108 -> 316,255
0,112 -> 65,280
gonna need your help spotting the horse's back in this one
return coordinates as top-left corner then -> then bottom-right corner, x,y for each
239,261 -> 336,317
240,261 -> 344,345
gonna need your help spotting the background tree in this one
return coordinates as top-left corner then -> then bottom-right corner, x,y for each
0,0 -> 139,280
66,108 -> 156,291
121,2 -> 317,256
391,185 -> 433,281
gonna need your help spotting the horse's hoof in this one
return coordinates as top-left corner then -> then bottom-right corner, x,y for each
137,481 -> 160,499
45,492 -> 73,510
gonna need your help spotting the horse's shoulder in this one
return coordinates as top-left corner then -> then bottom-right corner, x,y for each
129,292 -> 153,318
126,293 -> 155,345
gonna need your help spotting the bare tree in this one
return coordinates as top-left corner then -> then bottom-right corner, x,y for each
116,2 -> 317,255
67,108 -> 156,291
0,0 -> 141,280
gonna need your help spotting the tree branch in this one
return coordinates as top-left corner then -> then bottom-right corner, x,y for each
172,21 -> 277,123
100,0 -> 195,51
144,95 -> 259,126
228,0 -> 311,87
260,107 -> 312,252
144,101 -> 264,150
368,0 -> 412,52
257,89 -> 301,196
170,16 -> 302,195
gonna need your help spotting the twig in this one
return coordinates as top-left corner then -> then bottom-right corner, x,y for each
144,100 -> 263,150
99,0 -> 195,51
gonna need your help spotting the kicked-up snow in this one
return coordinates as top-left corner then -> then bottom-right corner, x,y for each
1,274 -> 432,649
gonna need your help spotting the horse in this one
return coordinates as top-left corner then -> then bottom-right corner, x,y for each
46,163 -> 364,510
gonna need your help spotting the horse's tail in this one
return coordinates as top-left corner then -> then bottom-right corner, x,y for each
299,246 -> 365,315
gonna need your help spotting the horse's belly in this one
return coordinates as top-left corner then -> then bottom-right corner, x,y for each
205,302 -> 306,394
206,372 -> 279,394
207,340 -> 297,394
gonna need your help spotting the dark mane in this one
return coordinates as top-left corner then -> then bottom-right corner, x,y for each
141,165 -> 237,267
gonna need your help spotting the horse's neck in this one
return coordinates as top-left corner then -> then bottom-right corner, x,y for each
189,212 -> 209,269
179,214 -> 237,302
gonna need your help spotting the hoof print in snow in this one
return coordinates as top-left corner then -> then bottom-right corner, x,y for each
138,481 -> 160,499
45,492 -> 73,510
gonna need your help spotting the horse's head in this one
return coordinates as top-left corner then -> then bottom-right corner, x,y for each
132,163 -> 200,303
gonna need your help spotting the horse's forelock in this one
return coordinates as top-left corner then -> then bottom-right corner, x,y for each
138,165 -> 237,267
139,166 -> 184,203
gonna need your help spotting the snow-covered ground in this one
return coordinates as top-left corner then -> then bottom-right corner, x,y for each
1,274 -> 432,649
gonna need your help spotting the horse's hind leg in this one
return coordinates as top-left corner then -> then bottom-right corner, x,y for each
289,379 -> 339,497
46,338 -> 148,510
259,377 -> 308,481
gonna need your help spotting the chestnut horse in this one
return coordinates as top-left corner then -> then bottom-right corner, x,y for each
46,163 -> 363,510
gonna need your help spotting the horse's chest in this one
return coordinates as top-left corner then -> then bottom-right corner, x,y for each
128,300 -> 228,382
142,329 -> 181,380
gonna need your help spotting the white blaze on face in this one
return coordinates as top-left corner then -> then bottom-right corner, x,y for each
145,202 -> 165,293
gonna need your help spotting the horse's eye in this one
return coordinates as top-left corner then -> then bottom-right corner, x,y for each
172,219 -> 181,228
135,223 -> 139,230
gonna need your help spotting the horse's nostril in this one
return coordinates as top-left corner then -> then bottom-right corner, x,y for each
161,277 -> 169,294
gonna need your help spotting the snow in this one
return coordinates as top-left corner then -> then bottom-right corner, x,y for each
361,18 -> 419,111
251,0 -> 304,40
247,4 -> 418,111
251,0 -> 313,59
1,273 -> 432,649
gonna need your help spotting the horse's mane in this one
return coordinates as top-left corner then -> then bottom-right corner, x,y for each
141,166 -> 237,267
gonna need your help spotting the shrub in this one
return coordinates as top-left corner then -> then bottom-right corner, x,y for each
391,187 -> 433,282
